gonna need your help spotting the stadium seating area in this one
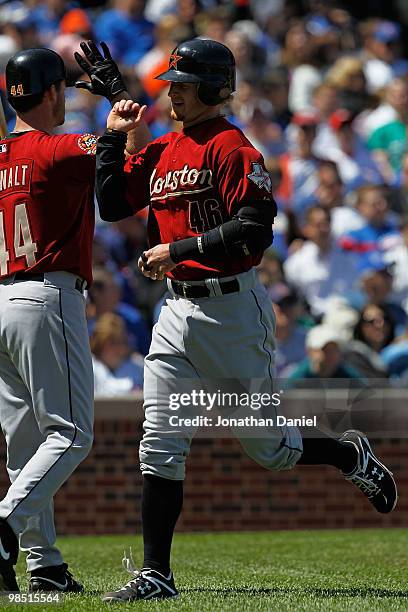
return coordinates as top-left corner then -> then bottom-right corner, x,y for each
2,0 -> 408,392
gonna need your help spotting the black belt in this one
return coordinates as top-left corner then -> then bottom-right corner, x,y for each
171,278 -> 240,298
13,272 -> 87,294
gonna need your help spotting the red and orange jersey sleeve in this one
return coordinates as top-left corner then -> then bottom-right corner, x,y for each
216,146 -> 274,216
53,133 -> 97,182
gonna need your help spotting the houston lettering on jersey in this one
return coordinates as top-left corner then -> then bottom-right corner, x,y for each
150,165 -> 213,200
0,160 -> 32,199
124,116 -> 277,280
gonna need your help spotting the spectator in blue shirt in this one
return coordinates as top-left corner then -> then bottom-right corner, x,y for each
87,268 -> 151,356
340,184 -> 401,261
272,285 -> 308,377
95,0 -> 154,66
90,313 -> 144,397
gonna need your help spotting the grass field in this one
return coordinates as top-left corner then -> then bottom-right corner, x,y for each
2,529 -> 407,611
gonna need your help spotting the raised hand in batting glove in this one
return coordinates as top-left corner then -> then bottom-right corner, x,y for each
74,40 -> 126,102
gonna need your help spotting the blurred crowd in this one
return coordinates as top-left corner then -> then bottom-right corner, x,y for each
1,0 -> 408,393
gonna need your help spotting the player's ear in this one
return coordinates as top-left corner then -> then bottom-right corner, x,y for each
42,87 -> 52,105
45,84 -> 58,105
194,83 -> 200,101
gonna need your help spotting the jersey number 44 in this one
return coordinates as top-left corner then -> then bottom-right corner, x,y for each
0,202 -> 37,276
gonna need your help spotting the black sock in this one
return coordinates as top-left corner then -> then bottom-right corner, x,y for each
142,475 -> 183,575
297,433 -> 358,473
31,563 -> 66,577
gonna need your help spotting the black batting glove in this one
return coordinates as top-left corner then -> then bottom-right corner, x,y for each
74,40 -> 126,102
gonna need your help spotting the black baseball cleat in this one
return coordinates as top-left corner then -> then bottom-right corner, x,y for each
102,551 -> 178,602
339,430 -> 398,513
0,519 -> 19,592
29,563 -> 83,593
102,568 -> 178,602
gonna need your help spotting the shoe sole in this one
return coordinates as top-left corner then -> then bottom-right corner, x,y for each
102,593 -> 179,603
29,588 -> 84,593
343,429 -> 398,513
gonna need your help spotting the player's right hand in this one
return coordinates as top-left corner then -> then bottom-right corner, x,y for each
74,40 -> 126,102
107,100 -> 147,133
138,244 -> 176,280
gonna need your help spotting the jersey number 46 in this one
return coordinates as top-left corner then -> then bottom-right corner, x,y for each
0,202 -> 37,276
189,199 -> 224,233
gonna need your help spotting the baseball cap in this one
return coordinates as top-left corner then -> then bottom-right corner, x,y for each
322,298 -> 359,339
373,21 -> 400,44
291,110 -> 320,127
328,109 -> 353,131
306,325 -> 344,350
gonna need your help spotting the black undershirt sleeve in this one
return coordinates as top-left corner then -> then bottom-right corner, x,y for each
95,129 -> 134,221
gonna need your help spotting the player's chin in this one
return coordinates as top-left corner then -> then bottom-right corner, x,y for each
56,114 -> 65,127
170,107 -> 184,121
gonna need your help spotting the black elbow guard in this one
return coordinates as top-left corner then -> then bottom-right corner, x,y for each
236,200 -> 276,226
220,219 -> 273,256
223,200 -> 276,256
219,219 -> 250,256
257,225 -> 274,251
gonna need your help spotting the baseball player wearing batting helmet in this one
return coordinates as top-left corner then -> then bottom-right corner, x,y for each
0,43 -> 147,593
94,38 -> 397,602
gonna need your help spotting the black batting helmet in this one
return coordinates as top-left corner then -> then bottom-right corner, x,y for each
6,48 -> 67,99
155,38 -> 236,106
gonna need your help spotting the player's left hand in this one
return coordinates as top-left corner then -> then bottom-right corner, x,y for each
74,40 -> 126,102
138,244 -> 176,280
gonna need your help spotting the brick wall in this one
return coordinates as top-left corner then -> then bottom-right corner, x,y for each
0,397 -> 406,534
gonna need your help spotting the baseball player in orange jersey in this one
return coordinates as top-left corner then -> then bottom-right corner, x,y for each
0,43 -> 147,593
94,39 -> 397,602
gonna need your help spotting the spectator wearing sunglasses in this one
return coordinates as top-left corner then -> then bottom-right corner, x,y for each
343,303 -> 395,379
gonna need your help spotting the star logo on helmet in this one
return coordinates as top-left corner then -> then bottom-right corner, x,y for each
247,162 -> 272,193
169,52 -> 183,69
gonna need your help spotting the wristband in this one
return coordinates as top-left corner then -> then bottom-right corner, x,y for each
106,128 -> 128,137
170,237 -> 199,264
169,227 -> 226,264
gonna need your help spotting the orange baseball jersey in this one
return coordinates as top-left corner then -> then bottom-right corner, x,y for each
0,131 -> 96,285
123,116 -> 276,281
